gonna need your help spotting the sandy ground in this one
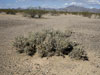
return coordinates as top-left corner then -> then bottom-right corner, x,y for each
0,13 -> 100,75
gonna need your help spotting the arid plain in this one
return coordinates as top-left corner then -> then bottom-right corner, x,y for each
0,13 -> 100,75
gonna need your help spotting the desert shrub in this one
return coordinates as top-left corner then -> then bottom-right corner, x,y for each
24,9 -> 47,18
13,36 -> 27,53
50,10 -> 60,16
65,12 -> 94,18
13,29 -> 88,60
25,9 -> 37,18
5,9 -> 16,15
97,13 -> 100,19
37,7 -> 47,18
80,12 -> 93,18
68,46 -> 88,60
37,10 -> 45,18
70,12 -> 79,16
13,35 -> 36,56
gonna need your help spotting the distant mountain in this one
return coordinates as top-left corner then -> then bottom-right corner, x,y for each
21,5 -> 100,13
59,5 -> 100,13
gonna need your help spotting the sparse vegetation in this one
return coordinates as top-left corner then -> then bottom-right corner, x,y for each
50,10 -> 60,16
0,9 -> 17,15
6,9 -> 16,15
23,9 -> 47,18
13,29 -> 88,60
78,12 -> 93,18
25,9 -> 37,18
0,8 -> 100,19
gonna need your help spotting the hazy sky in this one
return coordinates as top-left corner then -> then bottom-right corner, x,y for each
0,0 -> 100,9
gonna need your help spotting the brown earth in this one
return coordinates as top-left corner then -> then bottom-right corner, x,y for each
0,14 -> 100,75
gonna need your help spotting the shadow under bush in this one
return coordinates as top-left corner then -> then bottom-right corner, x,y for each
13,29 -> 88,60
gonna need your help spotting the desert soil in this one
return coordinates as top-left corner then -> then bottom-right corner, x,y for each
0,13 -> 100,75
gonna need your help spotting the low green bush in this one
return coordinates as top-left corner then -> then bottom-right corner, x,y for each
13,29 -> 88,60
5,9 -> 17,15
37,10 -> 46,18
24,9 -> 47,18
25,9 -> 37,18
50,10 -> 60,16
